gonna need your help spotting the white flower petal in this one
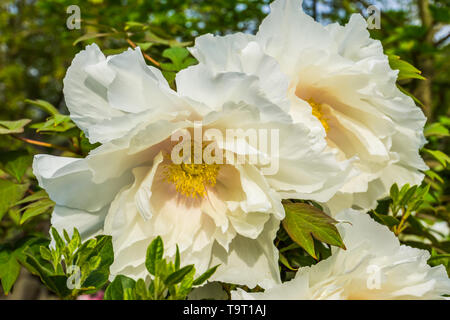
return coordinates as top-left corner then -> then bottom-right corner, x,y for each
51,205 -> 108,240
210,216 -> 281,289
188,33 -> 290,111
33,154 -> 132,212
63,44 -> 183,143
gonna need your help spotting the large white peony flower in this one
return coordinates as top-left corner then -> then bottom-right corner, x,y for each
232,209 -> 450,300
33,43 -> 352,288
187,0 -> 428,215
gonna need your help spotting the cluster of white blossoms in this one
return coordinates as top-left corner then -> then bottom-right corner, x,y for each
33,0 -> 450,299
232,210 -> 450,300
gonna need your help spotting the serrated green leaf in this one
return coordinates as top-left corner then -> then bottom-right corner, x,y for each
0,119 -> 31,135
282,202 -> 345,259
145,236 -> 164,275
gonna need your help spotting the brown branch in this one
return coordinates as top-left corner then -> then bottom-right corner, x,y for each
126,39 -> 160,67
12,135 -> 75,153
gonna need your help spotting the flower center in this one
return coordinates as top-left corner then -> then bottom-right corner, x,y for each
163,145 -> 220,199
308,99 -> 329,132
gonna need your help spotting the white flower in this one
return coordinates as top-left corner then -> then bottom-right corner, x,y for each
187,0 -> 428,215
232,209 -> 450,300
33,43 -> 352,288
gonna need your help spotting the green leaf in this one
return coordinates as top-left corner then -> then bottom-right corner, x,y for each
0,249 -> 21,295
164,265 -> 194,286
19,198 -> 54,224
39,246 -> 52,262
175,245 -> 180,270
192,264 -> 219,286
390,183 -> 399,202
104,275 -> 136,300
67,228 -> 81,256
136,42 -> 153,51
0,150 -> 32,182
25,99 -> 59,115
178,267 -> 195,298
76,235 -> 114,271
124,21 -> 146,31
424,123 -> 450,137
282,202 -> 345,259
51,227 -> 65,253
15,189 -> 49,206
30,115 -> 76,133
371,211 -> 400,228
135,278 -> 148,299
424,170 -> 444,184
161,70 -> 176,85
279,253 -> 298,271
423,149 -> 450,168
0,180 -> 28,221
24,253 -> 71,297
388,54 -> 426,81
161,47 -> 197,72
0,119 -> 31,135
145,236 -> 164,275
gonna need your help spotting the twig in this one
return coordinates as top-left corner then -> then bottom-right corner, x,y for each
12,135 -> 75,153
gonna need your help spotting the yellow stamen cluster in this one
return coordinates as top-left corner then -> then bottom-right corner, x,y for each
308,99 -> 330,133
163,148 -> 220,199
